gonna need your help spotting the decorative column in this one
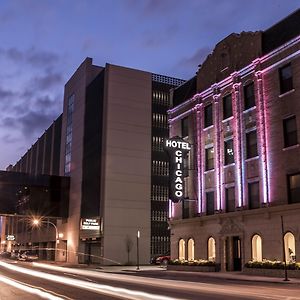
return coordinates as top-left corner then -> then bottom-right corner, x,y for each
255,62 -> 269,205
194,100 -> 204,214
213,86 -> 222,211
232,73 -> 244,208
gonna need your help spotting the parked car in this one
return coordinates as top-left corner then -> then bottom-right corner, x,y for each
155,254 -> 170,265
18,251 -> 39,262
0,251 -> 11,259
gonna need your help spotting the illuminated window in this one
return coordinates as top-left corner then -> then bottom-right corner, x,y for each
178,239 -> 185,260
244,82 -> 255,110
208,237 -> 216,261
204,104 -> 213,128
187,238 -> 195,261
279,63 -> 293,94
251,234 -> 262,261
284,232 -> 296,263
248,182 -> 260,209
205,147 -> 214,171
223,94 -> 232,120
287,173 -> 300,204
283,116 -> 298,148
224,139 -> 234,165
246,131 -> 258,158
225,187 -> 235,212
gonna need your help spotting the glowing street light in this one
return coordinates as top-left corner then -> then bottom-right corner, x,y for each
136,230 -> 140,270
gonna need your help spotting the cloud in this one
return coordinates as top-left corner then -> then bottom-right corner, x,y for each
32,72 -> 64,90
2,134 -> 18,144
180,47 -> 212,68
0,47 -> 60,69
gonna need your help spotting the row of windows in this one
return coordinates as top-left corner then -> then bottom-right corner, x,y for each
152,161 -> 169,176
203,115 -> 298,171
152,113 -> 168,129
152,91 -> 170,106
152,136 -> 164,152
64,94 -> 75,175
202,173 -> 300,216
151,185 -> 168,201
151,210 -> 168,221
190,63 -> 294,130
178,231 -> 296,263
151,236 -> 170,256
251,232 -> 296,262
178,237 -> 216,262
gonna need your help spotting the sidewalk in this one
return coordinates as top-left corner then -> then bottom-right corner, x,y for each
41,261 -> 300,285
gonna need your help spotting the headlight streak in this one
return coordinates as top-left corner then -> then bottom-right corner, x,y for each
0,274 -> 65,300
0,261 -> 182,300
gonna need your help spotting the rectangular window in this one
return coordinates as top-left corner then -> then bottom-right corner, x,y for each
224,139 -> 234,165
283,116 -> 298,148
206,191 -> 215,215
205,147 -> 214,171
181,117 -> 189,138
204,104 -> 213,128
225,187 -> 235,212
288,173 -> 300,204
182,199 -> 190,219
279,63 -> 293,94
223,94 -> 232,120
244,82 -> 255,110
246,131 -> 258,158
248,182 -> 260,209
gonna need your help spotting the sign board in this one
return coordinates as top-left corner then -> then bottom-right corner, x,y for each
164,137 -> 191,203
80,218 -> 100,230
6,235 -> 15,241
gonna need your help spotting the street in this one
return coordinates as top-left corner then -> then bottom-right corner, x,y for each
0,259 -> 299,300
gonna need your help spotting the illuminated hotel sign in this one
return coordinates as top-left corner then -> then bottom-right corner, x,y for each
164,137 -> 191,203
6,235 -> 15,241
80,218 -> 100,230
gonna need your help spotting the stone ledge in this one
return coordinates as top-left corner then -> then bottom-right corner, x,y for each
167,264 -> 219,272
243,267 -> 300,278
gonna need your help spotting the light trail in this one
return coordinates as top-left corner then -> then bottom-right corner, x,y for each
0,261 -> 183,300
0,274 -> 65,300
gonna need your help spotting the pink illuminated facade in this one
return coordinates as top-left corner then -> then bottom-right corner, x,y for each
169,10 -> 300,272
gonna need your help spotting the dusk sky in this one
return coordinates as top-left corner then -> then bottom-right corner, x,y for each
0,0 -> 299,170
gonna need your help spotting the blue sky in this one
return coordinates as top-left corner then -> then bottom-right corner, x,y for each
0,0 -> 299,169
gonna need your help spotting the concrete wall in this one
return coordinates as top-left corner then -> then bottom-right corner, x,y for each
102,64 -> 151,265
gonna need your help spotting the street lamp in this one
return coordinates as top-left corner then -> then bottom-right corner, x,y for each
136,230 -> 140,270
32,218 -> 59,260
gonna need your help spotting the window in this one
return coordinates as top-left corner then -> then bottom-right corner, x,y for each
206,191 -> 215,215
283,116 -> 298,148
205,147 -> 214,171
246,131 -> 258,158
178,239 -> 185,260
288,173 -> 300,204
225,187 -> 235,212
284,232 -> 296,263
248,182 -> 260,209
252,234 -> 262,262
224,139 -> 234,165
223,94 -> 232,119
181,117 -> 189,138
182,198 -> 190,219
187,238 -> 195,261
204,104 -> 213,128
244,82 -> 255,110
208,237 -> 216,261
279,63 -> 293,94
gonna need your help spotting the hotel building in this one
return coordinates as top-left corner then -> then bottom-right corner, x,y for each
168,10 -> 300,271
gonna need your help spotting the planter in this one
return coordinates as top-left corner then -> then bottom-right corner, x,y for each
167,264 -> 219,272
243,267 -> 300,278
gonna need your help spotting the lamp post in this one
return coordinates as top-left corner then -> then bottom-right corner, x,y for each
136,230 -> 140,270
280,216 -> 289,281
32,218 -> 59,260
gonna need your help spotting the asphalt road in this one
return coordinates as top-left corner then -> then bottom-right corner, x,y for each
0,259 -> 299,300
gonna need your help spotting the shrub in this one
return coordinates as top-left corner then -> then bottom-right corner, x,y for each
245,259 -> 300,270
169,259 -> 216,266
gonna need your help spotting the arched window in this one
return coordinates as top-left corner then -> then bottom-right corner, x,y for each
284,232 -> 296,263
187,238 -> 195,261
208,237 -> 216,261
251,234 -> 262,261
178,239 -> 185,260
